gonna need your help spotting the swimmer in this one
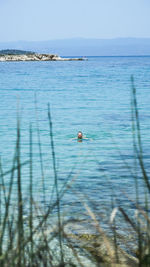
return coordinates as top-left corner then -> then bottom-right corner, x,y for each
77,131 -> 83,140
71,131 -> 89,142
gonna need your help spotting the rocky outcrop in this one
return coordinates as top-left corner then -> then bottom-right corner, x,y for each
0,53 -> 85,62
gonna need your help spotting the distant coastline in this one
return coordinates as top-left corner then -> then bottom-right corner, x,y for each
0,38 -> 150,57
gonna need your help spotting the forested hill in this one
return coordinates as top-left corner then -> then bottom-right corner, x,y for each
0,49 -> 35,55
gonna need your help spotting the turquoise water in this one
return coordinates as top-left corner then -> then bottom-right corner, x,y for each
0,56 -> 150,220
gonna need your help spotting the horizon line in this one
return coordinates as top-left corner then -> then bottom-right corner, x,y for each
1,37 -> 150,43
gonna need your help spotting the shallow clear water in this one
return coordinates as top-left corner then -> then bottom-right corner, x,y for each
0,56 -> 150,221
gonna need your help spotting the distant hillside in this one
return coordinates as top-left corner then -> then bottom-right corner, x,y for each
0,49 -> 35,55
0,38 -> 150,56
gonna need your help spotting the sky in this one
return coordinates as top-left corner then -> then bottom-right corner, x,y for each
0,0 -> 150,42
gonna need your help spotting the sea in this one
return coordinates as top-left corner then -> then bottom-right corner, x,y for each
0,56 -> 150,228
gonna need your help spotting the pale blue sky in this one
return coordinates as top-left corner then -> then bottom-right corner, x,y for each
0,0 -> 150,41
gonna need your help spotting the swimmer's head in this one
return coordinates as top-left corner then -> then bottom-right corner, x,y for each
77,131 -> 83,139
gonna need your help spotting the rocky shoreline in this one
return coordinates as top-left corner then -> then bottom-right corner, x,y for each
0,53 -> 85,62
